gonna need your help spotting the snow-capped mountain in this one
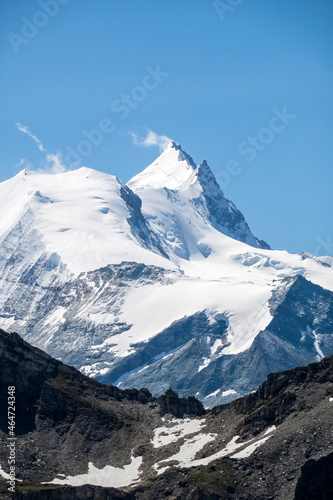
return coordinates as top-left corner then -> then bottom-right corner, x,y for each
128,141 -> 269,257
0,141 -> 332,406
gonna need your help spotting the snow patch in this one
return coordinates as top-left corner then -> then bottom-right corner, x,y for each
45,456 -> 142,488
210,338 -> 222,356
154,432 -> 217,474
231,435 -> 272,459
198,357 -> 210,372
152,418 -> 206,448
222,389 -> 237,397
154,425 -> 277,473
204,389 -> 237,401
44,307 -> 67,328
0,464 -> 12,480
307,325 -> 325,360
204,389 -> 220,399
0,463 -> 22,482
263,425 -> 276,435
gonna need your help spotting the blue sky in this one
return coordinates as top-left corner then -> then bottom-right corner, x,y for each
1,0 -> 332,256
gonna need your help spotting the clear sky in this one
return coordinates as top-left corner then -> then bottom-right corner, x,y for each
1,0 -> 332,256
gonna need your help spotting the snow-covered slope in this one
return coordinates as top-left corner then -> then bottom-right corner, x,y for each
0,167 -> 168,275
0,142 -> 332,406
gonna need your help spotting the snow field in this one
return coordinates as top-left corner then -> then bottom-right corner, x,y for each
44,456 -> 143,488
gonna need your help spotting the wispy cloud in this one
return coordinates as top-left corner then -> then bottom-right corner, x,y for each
14,158 -> 27,170
44,152 -> 67,174
129,128 -> 171,152
15,122 -> 70,174
16,123 -> 46,152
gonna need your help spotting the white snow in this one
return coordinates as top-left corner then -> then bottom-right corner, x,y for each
114,363 -> 149,386
263,425 -> 276,435
154,424 -> 277,474
0,168 -> 171,275
154,432 -> 217,474
45,456 -> 142,487
0,463 -> 22,482
198,357 -> 210,372
190,435 -> 251,467
128,141 -> 197,191
99,367 -> 110,375
152,418 -> 207,448
210,338 -> 223,356
44,307 -> 67,327
231,435 -> 272,459
314,333 -> 325,360
89,312 -> 116,325
204,389 -> 237,401
306,325 -> 325,360
108,277 -> 274,359
222,389 -> 237,397
205,389 -> 220,398
154,433 -> 270,474
0,464 -> 11,480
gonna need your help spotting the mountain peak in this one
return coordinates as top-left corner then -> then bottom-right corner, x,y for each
168,141 -> 196,169
22,168 -> 36,176
128,141 -> 197,191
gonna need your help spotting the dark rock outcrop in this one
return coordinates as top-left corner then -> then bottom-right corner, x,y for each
13,484 -> 135,500
156,389 -> 205,418
228,355 -> 333,436
294,452 -> 333,500
0,328 -> 332,500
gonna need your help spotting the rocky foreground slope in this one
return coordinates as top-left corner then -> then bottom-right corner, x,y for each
0,328 -> 332,499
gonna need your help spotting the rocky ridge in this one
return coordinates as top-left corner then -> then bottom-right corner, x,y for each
0,329 -> 332,499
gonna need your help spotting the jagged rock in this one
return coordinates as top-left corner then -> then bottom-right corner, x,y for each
0,328 -> 332,499
294,452 -> 333,500
13,484 -> 135,499
156,389 -> 205,418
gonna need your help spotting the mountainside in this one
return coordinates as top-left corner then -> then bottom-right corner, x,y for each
128,141 -> 268,252
0,329 -> 332,500
0,141 -> 332,406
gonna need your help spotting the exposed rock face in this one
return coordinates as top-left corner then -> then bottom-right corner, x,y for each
0,328 -> 203,493
0,328 -> 332,500
0,328 -> 203,425
0,330 -> 58,435
228,354 -> 333,437
117,275 -> 333,407
294,452 -> 333,500
156,389 -> 205,418
13,485 -> 135,500
195,159 -> 269,249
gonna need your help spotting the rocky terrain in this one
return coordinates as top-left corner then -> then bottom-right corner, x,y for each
0,328 -> 332,499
